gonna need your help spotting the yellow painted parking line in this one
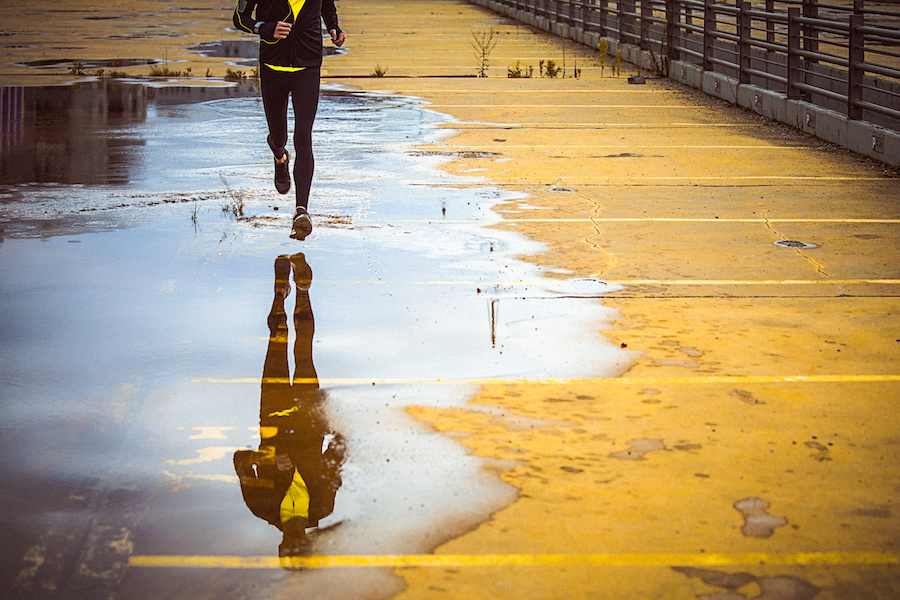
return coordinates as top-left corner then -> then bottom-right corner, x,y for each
420,145 -> 811,149
452,123 -> 757,128
606,279 -> 900,285
428,105 -> 705,108
191,278 -> 900,287
321,88 -> 678,94
547,176 -> 885,181
354,218 -> 900,223
194,375 -> 900,386
129,552 -> 900,569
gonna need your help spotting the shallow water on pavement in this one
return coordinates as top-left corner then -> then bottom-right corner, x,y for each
0,80 -> 632,599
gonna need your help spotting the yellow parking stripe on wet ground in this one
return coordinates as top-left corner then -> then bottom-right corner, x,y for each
354,218 -> 900,223
129,552 -> 900,569
193,375 -> 900,385
191,279 -> 900,287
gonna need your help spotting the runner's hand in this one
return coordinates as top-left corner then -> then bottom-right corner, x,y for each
330,29 -> 345,47
274,21 -> 292,39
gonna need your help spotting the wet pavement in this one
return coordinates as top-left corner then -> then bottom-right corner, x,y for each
2,0 -> 900,599
0,78 -> 627,599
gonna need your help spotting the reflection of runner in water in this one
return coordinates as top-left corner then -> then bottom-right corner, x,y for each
233,254 -> 345,558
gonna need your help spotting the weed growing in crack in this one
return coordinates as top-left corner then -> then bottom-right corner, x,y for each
219,176 -> 245,218
472,27 -> 498,77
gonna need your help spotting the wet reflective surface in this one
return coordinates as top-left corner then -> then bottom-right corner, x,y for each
0,81 -> 629,599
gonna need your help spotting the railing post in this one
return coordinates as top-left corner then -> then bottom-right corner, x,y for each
640,0 -> 652,51
738,1 -> 751,84
765,0 -> 775,44
848,11 -> 865,119
787,7 -> 803,100
702,0 -> 715,72
666,0 -> 678,62
802,0 -> 819,62
598,0 -> 608,37
621,0 -> 636,45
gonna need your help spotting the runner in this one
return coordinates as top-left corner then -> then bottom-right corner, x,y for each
233,0 -> 345,240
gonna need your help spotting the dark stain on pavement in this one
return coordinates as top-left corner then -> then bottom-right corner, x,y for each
674,567 -> 820,600
734,497 -> 788,538
609,439 -> 666,460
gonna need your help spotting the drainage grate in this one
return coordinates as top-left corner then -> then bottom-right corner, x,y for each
774,240 -> 818,249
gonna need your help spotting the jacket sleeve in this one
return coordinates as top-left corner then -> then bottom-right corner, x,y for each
321,0 -> 341,34
233,0 -> 257,34
234,0 -> 279,42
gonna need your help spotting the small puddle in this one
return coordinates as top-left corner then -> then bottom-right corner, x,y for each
15,57 -> 161,69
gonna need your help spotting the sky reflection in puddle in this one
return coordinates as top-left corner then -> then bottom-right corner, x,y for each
0,81 -> 631,598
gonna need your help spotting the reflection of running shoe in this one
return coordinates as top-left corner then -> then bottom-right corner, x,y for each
274,150 -> 291,195
274,255 -> 291,298
290,207 -> 313,241
289,252 -> 312,291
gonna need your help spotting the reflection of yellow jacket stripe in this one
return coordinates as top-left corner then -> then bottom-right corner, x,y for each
265,63 -> 306,72
280,469 -> 310,523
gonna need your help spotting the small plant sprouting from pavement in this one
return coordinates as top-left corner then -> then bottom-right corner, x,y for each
597,40 -> 623,77
540,59 -> 560,78
190,203 -> 201,230
648,21 -> 671,76
598,39 -> 608,77
149,50 -> 186,78
69,61 -> 86,76
507,61 -> 533,78
219,176 -> 245,218
371,64 -> 389,77
224,67 -> 246,82
472,27 -> 498,77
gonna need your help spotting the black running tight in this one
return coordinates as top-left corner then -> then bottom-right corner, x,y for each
260,65 -> 321,210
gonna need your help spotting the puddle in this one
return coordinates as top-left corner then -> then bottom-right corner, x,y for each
0,80 -> 631,598
0,80 -> 259,191
16,57 -> 160,69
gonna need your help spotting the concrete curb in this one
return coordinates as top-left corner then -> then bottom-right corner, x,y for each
471,0 -> 900,167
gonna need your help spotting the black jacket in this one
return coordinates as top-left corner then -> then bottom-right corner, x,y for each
233,0 -> 341,69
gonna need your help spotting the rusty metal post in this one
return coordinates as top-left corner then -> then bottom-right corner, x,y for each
765,0 -> 775,44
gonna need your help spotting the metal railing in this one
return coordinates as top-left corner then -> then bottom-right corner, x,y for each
476,0 -> 900,132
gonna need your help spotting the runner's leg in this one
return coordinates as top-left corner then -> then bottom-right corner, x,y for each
289,67 -> 321,211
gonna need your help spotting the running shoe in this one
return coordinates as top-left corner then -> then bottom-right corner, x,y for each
290,207 -> 313,241
275,150 -> 291,194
